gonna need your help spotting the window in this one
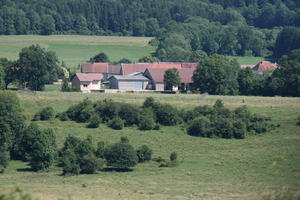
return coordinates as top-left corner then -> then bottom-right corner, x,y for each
83,84 -> 88,87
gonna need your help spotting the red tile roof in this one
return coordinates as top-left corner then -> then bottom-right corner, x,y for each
145,68 -> 195,83
253,61 -> 278,71
121,62 -> 198,75
108,65 -> 122,74
75,73 -> 103,82
81,63 -> 109,73
121,63 -> 151,75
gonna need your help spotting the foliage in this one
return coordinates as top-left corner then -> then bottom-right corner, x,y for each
61,78 -> 71,92
187,117 -> 211,137
136,145 -> 152,162
0,91 -> 25,158
94,99 -> 120,122
86,114 -> 101,128
64,99 -> 94,122
33,106 -> 55,121
18,44 -> 60,91
153,104 -> 181,126
170,152 -> 177,161
61,149 -> 81,175
95,141 -> 106,158
0,151 -> 10,173
138,56 -> 159,63
270,49 -> 300,97
164,68 -> 180,90
193,54 -> 240,95
274,27 -> 300,58
108,117 -> 124,130
105,142 -> 138,169
118,104 -> 140,126
80,154 -> 104,174
89,52 -> 109,62
138,108 -> 156,130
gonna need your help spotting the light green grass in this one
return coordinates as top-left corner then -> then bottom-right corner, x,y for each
0,35 -> 155,70
228,56 -> 264,65
0,91 -> 299,200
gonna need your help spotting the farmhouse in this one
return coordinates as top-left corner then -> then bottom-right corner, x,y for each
108,74 -> 149,90
72,73 -> 103,93
253,61 -> 279,72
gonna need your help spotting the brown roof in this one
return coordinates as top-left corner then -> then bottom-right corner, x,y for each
253,61 -> 278,71
75,73 -> 103,82
81,62 -> 109,73
145,68 -> 195,84
179,68 -> 194,83
108,65 -> 122,74
121,63 -> 151,75
181,63 -> 199,69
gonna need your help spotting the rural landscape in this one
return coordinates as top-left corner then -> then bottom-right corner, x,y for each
0,0 -> 300,200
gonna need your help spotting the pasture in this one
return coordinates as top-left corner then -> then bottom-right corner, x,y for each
0,35 -> 264,72
0,89 -> 299,200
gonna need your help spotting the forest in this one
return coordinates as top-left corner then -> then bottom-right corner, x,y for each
0,0 -> 299,58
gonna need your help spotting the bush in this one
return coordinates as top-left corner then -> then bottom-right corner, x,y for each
138,108 -> 156,130
120,136 -> 129,143
65,99 -> 93,122
105,142 -> 138,169
0,151 -> 10,173
108,117 -> 124,130
59,112 -> 69,121
212,117 -> 234,138
118,103 -> 140,126
159,160 -> 179,168
154,123 -> 160,130
152,157 -> 166,163
143,97 -> 156,108
80,154 -> 104,174
170,152 -> 177,161
61,149 -> 81,175
232,120 -> 247,139
297,116 -> 300,126
86,114 -> 100,128
187,116 -> 211,137
154,104 -> 181,126
136,145 -> 152,162
32,106 -> 55,121
95,141 -> 106,158
28,128 -> 57,171
94,99 -> 119,122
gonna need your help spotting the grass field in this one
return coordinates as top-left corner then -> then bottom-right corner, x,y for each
0,35 -> 155,70
0,35 -> 264,72
0,89 -> 299,200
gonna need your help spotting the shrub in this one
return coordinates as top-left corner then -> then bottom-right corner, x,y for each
212,117 -> 234,138
59,112 -> 69,121
80,154 -> 104,174
154,123 -> 160,130
39,106 -> 55,120
154,104 -> 181,126
28,128 -> 57,171
94,99 -> 120,122
136,145 -> 152,162
170,152 -> 177,161
86,114 -> 100,128
95,141 -> 106,158
187,116 -> 211,137
233,120 -> 247,139
65,99 -> 93,122
119,103 -> 140,126
0,151 -> 10,173
159,160 -> 179,168
105,142 -> 138,169
152,157 -> 166,163
138,108 -> 156,130
120,136 -> 129,143
297,116 -> 300,126
143,97 -> 156,108
108,117 -> 124,130
61,149 -> 81,175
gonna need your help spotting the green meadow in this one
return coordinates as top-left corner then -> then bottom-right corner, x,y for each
1,89 -> 299,200
0,35 -> 155,70
0,35 -> 264,72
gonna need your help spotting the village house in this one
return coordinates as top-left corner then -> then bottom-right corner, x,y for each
81,62 -> 121,79
72,73 -> 103,93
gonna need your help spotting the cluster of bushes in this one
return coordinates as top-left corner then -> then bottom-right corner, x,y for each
152,152 -> 179,168
61,136 -> 153,175
185,100 -> 277,139
58,98 -> 182,130
32,107 -> 55,121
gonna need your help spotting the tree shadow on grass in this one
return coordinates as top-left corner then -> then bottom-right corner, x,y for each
16,167 -> 34,172
101,167 -> 133,172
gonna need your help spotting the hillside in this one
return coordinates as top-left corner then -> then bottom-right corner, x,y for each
0,91 -> 299,200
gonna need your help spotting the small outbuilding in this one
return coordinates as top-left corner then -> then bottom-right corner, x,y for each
72,73 -> 103,93
108,75 -> 149,90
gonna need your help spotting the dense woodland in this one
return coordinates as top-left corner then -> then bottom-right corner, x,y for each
0,0 -> 299,58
